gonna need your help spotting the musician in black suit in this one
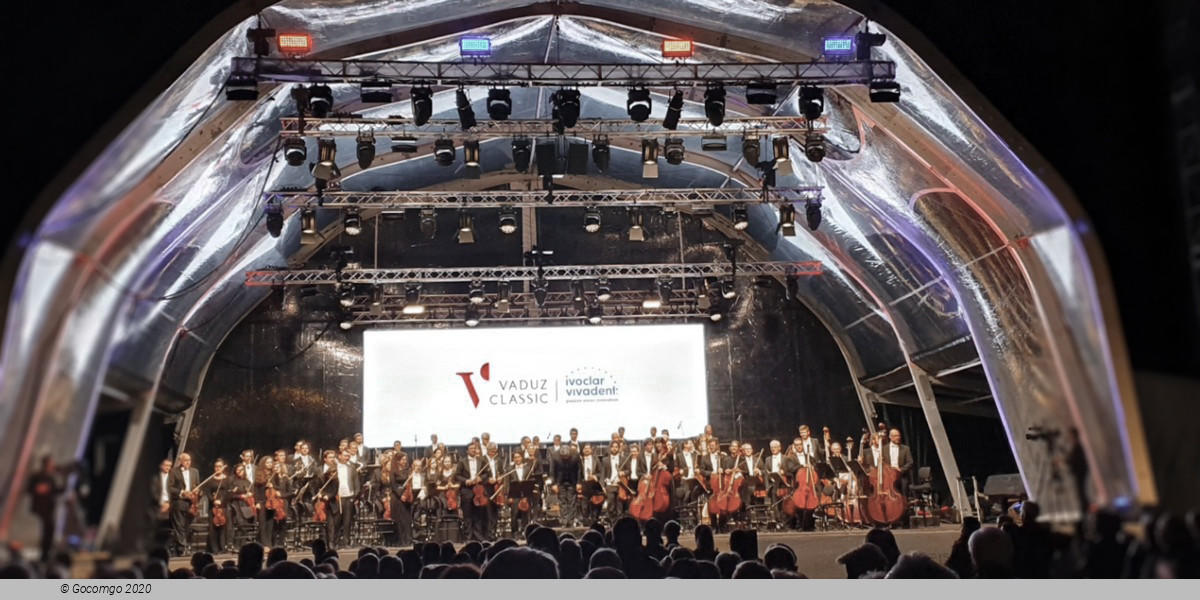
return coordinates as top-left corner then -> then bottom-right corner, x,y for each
552,443 -> 579,527
353,433 -> 372,465
150,458 -> 174,550
508,451 -> 540,537
699,438 -> 731,530
884,429 -> 914,512
674,439 -> 704,506
601,441 -> 627,521
328,449 -> 360,549
483,443 -> 505,539
575,444 -> 604,524
166,452 -> 201,557
785,438 -> 819,531
456,442 -> 491,541
735,443 -> 765,509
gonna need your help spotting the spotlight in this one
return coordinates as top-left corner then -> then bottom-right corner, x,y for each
225,74 -> 259,101
265,202 -> 284,238
356,131 -> 376,169
591,135 -> 610,172
571,280 -> 586,303
641,139 -> 659,179
804,132 -> 825,163
587,304 -> 603,324
333,245 -> 360,270
628,208 -> 646,242
708,304 -> 724,322
420,209 -> 437,239
434,137 -> 456,166
642,279 -> 669,310
664,138 -> 685,166
496,280 -> 512,312
584,206 -> 601,233
742,136 -> 760,165
701,134 -> 728,151
284,137 -> 307,167
307,84 -> 333,118
338,285 -> 355,308
370,286 -> 384,309
806,199 -> 822,231
778,203 -> 796,236
773,136 -> 791,164
469,280 -> 486,304
464,305 -> 482,327
458,211 -> 476,244
390,135 -> 419,153
662,89 -> 684,130
703,83 -> 726,126
512,138 -> 531,172
799,87 -> 825,121
410,85 -> 433,126
360,80 -> 393,103
487,88 -> 512,120
855,30 -> 887,60
551,89 -> 581,132
732,203 -> 749,230
533,278 -> 549,307
463,140 -> 481,167
456,89 -> 477,130
627,88 -> 652,122
339,317 -> 354,330
402,284 -> 425,315
343,209 -> 362,236
869,80 -> 901,103
301,208 -> 317,234
745,83 -> 779,105
720,276 -> 737,299
595,278 -> 612,301
311,138 -> 339,183
498,206 -> 518,234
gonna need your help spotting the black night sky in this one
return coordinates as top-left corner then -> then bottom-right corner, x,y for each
4,0 -> 1197,378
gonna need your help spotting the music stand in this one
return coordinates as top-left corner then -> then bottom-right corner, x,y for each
849,459 -> 868,480
830,456 -> 850,475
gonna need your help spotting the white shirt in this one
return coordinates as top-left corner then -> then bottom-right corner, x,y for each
516,465 -> 527,481
744,457 -> 755,476
413,473 -> 427,500
770,454 -> 782,473
608,456 -> 620,483
683,453 -> 695,477
468,457 -> 479,479
488,457 -> 499,479
583,456 -> 594,479
160,473 -> 170,503
337,463 -> 352,497
182,469 -> 192,491
300,455 -> 312,468
709,453 -> 720,472
243,463 -> 255,483
630,458 -> 640,479
889,444 -> 899,468
803,439 -> 814,457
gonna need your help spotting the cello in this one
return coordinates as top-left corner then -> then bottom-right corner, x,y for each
790,454 -> 820,515
650,457 -> 673,517
628,465 -> 654,522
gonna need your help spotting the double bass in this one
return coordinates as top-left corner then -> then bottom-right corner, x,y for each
863,453 -> 907,525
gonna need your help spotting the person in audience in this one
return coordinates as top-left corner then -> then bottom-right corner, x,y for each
837,543 -> 889,579
969,527 -> 1015,578
865,528 -> 901,568
886,553 -> 958,578
692,524 -> 718,561
946,516 -> 981,578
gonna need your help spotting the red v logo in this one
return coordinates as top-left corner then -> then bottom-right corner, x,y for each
456,362 -> 490,408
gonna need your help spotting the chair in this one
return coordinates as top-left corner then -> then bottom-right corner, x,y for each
908,467 -> 936,526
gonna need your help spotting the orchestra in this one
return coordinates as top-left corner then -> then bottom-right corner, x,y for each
155,423 -> 915,555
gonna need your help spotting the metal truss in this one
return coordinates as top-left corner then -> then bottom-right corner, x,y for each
246,261 -> 823,287
278,116 -> 827,138
349,291 -> 715,325
265,187 -> 823,209
232,58 -> 895,87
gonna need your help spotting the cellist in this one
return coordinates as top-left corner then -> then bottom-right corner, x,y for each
785,437 -> 818,531
699,438 -> 730,529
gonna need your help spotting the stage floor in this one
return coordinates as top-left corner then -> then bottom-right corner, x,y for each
164,525 -> 958,579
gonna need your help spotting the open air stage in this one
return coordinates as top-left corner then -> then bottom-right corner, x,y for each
165,526 -> 959,579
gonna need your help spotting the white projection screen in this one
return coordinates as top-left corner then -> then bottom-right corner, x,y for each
362,324 -> 708,446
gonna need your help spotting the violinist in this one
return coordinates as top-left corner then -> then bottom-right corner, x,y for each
239,449 -> 257,485
484,443 -> 503,539
332,449 -> 358,549
314,450 -> 339,547
508,451 -> 539,537
604,441 -> 626,520
253,455 -> 277,547
293,441 -> 316,481
167,452 -> 199,557
270,455 -> 293,547
201,459 -> 229,554
736,443 -> 765,509
455,443 -> 489,540
227,463 -> 255,530
576,443 -> 603,524
675,439 -> 703,506
654,437 -> 675,475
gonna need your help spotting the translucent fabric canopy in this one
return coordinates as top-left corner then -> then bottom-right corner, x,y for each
0,0 -> 1152,538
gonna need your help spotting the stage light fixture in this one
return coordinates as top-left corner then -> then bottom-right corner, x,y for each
464,305 -> 482,328
469,280 -> 487,304
410,85 -> 433,125
869,80 -> 901,103
642,294 -> 663,310
855,30 -> 887,60
339,317 -> 354,330
498,206 -> 518,234
311,138 -> 339,183
333,245 -> 360,271
390,135 -> 418,154
732,203 -> 749,230
496,280 -> 512,312
511,138 -> 531,172
533,278 -> 549,307
627,88 -> 652,122
284,137 -> 307,167
778,203 -> 796,236
584,206 -> 602,233
456,89 -> 477,130
592,136 -> 611,172
356,131 -> 376,169
806,199 -> 822,231
370,286 -> 384,309
247,26 -> 276,57
628,208 -> 646,242
746,83 -> 779,105
701,134 -> 728,151
551,89 -> 581,132
804,132 -> 825,163
595,278 -> 612,301
463,139 -> 481,167
664,138 -> 686,166
343,209 -> 362,236
434,137 -> 456,166
799,87 -> 825,121
265,202 -> 284,238
301,208 -> 317,234
571,280 -> 586,303
419,208 -> 437,239
338,284 -> 356,308
703,83 -> 726,126
661,39 -> 695,59
721,276 -> 738,299
487,88 -> 512,120
587,303 -> 603,324
402,284 -> 425,315
225,74 -> 259,101
459,36 -> 492,58
773,136 -> 791,164
360,80 -> 393,103
641,138 -> 659,179
458,211 -> 476,244
662,89 -> 684,130
277,33 -> 312,56
742,136 -> 760,165
708,304 -> 724,322
307,84 -> 333,118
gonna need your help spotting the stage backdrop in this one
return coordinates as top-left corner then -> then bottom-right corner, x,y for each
362,325 -> 708,446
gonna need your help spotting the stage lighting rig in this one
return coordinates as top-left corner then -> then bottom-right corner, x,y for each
551,89 -> 581,132
458,211 -> 476,244
641,139 -> 660,179
664,138 -> 686,166
284,137 -> 307,167
420,208 -> 437,239
595,278 -> 612,301
356,131 -> 375,169
663,89 -> 684,130
469,280 -> 487,304
311,138 -> 340,186
247,24 -> 276,57
331,245 -> 360,271
742,136 -> 760,165
704,83 -> 726,126
571,280 -> 586,306
360,80 -> 393,103
855,28 -> 887,60
265,201 -> 284,238
487,88 -> 512,120
584,206 -> 602,233
805,198 -> 823,231
778,203 -> 796,236
343,209 -> 362,236
339,315 -> 354,330
627,88 -> 652,122
533,278 -> 549,307
463,140 -> 481,167
628,208 -> 646,241
708,303 -> 724,322
799,87 -> 824,121
773,137 -> 791,165
496,280 -> 512,312
587,303 -> 603,324
701,134 -> 728,152
592,136 -> 611,172
402,284 -> 425,315
464,305 -> 482,327
746,83 -> 779,105
720,276 -> 738,299
410,85 -> 433,125
456,89 -> 477,130
511,137 -> 532,172
732,203 -> 749,230
301,208 -> 317,234
337,284 -> 356,308
498,206 -> 518,234
308,84 -> 333,118
434,137 -> 456,166
804,131 -> 825,163
642,279 -> 664,310
869,80 -> 901,103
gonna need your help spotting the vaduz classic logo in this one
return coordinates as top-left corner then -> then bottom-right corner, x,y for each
456,362 -> 490,408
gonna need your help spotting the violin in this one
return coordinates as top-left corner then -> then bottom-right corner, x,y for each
383,494 -> 392,520
399,470 -> 415,504
312,471 -> 335,523
210,477 -> 227,527
442,471 -> 460,511
266,472 -> 287,522
187,472 -> 217,518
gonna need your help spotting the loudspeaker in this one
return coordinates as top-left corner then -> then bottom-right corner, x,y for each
535,142 -> 558,175
566,142 -> 589,174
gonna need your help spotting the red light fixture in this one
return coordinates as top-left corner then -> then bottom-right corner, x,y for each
277,33 -> 313,56
661,39 -> 694,59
